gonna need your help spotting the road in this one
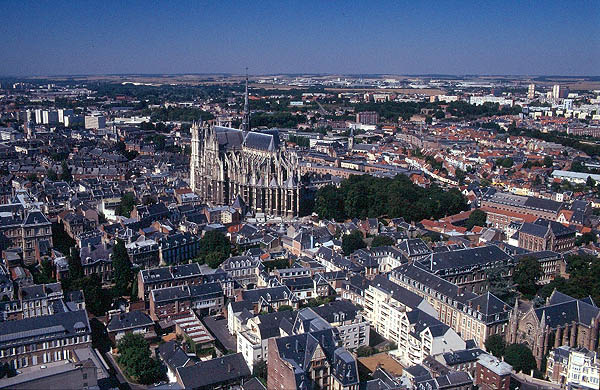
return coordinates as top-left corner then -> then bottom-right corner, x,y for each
316,101 -> 331,116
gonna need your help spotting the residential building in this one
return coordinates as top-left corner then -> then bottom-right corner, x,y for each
267,329 -> 359,390
356,111 -> 379,125
19,282 -> 63,318
0,310 -> 91,369
420,245 -> 514,294
84,115 -> 106,129
138,263 -> 204,300
0,205 -> 52,265
220,255 -> 263,287
174,352 -> 251,390
149,282 -> 224,322
390,264 -> 511,350
106,310 -> 155,343
475,354 -> 512,390
157,232 -> 201,265
546,346 -> 599,390
0,358 -> 98,390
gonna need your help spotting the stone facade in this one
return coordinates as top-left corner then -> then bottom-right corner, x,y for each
507,290 -> 600,368
190,123 -> 301,217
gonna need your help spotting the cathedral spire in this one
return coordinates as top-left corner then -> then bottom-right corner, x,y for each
242,67 -> 250,132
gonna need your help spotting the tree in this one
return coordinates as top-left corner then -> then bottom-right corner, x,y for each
67,274 -> 112,317
342,230 -> 366,255
116,193 -> 136,218
46,169 -> 58,181
278,305 -> 293,312
60,161 -> 73,182
371,235 -> 395,248
27,173 -> 38,183
67,247 -> 84,280
486,264 -> 517,303
52,221 -> 76,255
496,157 -> 514,168
254,359 -> 267,383
195,231 -> 231,268
586,175 -> 596,188
90,318 -> 112,353
455,168 -> 466,184
514,256 -> 542,298
465,209 -> 487,230
485,334 -> 506,358
315,174 -> 467,222
576,231 -> 596,246
112,240 -> 133,297
543,156 -> 553,168
504,343 -> 537,374
117,333 -> 166,385
357,346 -> 376,357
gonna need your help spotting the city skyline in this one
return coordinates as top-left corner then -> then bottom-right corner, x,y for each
2,1 -> 599,77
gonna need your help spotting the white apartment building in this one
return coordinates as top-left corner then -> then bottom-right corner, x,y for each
85,115 -> 106,129
567,348 -> 599,390
58,109 -> 74,123
390,308 -> 466,367
42,110 -> 58,124
469,95 -> 513,107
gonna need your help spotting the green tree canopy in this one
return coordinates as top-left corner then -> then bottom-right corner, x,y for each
314,174 -> 467,222
342,230 -> 366,255
195,231 -> 232,268
514,256 -> 542,298
504,343 -> 537,373
117,333 -> 166,385
60,161 -> 73,182
485,334 -> 506,358
116,193 -> 137,218
112,239 -> 133,297
371,235 -> 395,248
465,209 -> 487,230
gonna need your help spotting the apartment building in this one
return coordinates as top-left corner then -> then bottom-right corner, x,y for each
475,354 -> 512,390
149,282 -> 224,322
546,346 -> 599,390
267,329 -> 359,390
390,264 -> 511,350
138,263 -> 204,300
0,310 -> 91,370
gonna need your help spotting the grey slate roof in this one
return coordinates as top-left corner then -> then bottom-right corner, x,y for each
176,353 -> 250,389
107,310 -> 153,332
0,310 -> 90,348
426,245 -> 512,274
371,275 -> 425,309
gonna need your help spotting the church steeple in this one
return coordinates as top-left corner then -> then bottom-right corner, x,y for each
241,68 -> 250,132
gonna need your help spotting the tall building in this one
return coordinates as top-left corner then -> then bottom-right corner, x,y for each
58,109 -> 74,123
356,111 -> 378,125
189,78 -> 302,217
528,83 -> 535,99
84,115 -> 106,129
42,110 -> 58,125
552,84 -> 566,100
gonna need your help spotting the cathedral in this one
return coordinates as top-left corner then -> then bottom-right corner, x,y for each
189,75 -> 302,217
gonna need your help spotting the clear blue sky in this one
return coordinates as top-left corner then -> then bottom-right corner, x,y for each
2,1 -> 599,76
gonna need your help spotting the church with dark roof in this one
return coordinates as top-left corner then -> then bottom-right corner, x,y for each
507,289 -> 600,369
189,74 -> 301,217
